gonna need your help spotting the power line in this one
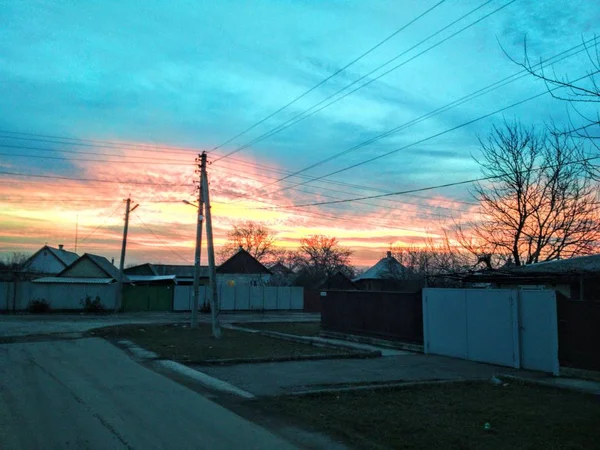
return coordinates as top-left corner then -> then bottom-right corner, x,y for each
0,130 -> 200,156
212,0 -> 511,163
79,202 -> 123,244
0,150 -> 196,166
209,0 -> 447,153
0,170 -> 190,186
256,69 -> 599,199
228,37 -> 593,202
133,212 -> 190,263
252,154 -> 600,211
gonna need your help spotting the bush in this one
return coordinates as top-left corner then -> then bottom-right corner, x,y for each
28,298 -> 51,314
81,295 -> 105,313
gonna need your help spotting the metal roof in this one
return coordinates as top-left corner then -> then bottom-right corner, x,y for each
46,246 -> 79,266
32,277 -> 115,284
127,275 -> 176,282
354,254 -> 410,281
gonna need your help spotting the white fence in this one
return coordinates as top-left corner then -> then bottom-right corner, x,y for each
0,281 -> 118,311
173,285 -> 304,311
423,288 -> 559,374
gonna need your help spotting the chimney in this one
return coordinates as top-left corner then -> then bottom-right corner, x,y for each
386,251 -> 392,258
58,244 -> 64,251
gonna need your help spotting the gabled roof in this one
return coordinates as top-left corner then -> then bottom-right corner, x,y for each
317,271 -> 357,290
58,253 -> 127,281
269,262 -> 293,275
46,246 -> 79,266
354,252 -> 410,281
86,254 -> 124,280
217,248 -> 271,275
22,245 -> 79,271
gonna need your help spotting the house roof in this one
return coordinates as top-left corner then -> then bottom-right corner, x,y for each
127,275 -> 177,283
316,271 -> 357,290
46,246 -> 80,266
269,262 -> 293,275
22,245 -> 79,271
217,249 -> 271,275
354,252 -> 409,281
464,253 -> 600,283
151,264 -> 209,278
32,277 -> 115,284
85,254 -> 125,280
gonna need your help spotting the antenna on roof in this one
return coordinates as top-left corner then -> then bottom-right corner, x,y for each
75,214 -> 79,254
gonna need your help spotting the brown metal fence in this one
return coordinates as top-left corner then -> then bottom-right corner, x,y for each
303,290 -> 321,312
557,294 -> 600,372
321,290 -> 423,344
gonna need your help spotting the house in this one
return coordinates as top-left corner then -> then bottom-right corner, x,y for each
463,254 -> 600,301
28,253 -> 124,310
353,251 -> 422,292
316,271 -> 357,290
217,248 -> 271,287
20,244 -> 79,276
125,263 -> 208,285
34,253 -> 126,284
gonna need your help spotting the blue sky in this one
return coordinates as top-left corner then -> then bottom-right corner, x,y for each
1,0 -> 599,264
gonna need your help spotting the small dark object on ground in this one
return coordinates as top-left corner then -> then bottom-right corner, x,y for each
27,298 -> 52,314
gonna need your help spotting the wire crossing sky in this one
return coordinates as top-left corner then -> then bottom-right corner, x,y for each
1,0 -> 599,265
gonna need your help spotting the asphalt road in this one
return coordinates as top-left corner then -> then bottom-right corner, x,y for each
0,337 -> 296,450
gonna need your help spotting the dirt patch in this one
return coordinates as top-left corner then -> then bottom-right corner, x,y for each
88,323 -> 355,363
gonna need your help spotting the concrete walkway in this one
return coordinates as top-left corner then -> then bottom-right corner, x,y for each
195,352 -> 533,396
0,311 -> 319,337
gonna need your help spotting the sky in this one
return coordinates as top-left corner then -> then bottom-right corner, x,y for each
1,0 -> 599,267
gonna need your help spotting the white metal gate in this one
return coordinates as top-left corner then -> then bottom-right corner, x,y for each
423,288 -> 558,374
519,290 -> 559,374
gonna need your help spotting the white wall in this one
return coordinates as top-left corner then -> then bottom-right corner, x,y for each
0,281 -> 118,311
173,284 -> 303,311
23,251 -> 65,274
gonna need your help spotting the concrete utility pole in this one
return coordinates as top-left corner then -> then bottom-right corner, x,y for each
115,197 -> 138,312
190,154 -> 205,329
201,152 -> 222,339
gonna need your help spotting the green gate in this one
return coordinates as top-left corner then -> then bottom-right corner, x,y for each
122,285 -> 173,311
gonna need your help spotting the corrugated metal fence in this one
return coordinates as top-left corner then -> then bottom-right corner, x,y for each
0,281 -> 118,311
557,294 -> 600,371
173,285 -> 304,311
320,290 -> 423,344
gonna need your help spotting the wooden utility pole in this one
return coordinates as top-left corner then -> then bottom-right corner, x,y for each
201,152 -> 222,338
190,154 -> 205,328
115,197 -> 138,312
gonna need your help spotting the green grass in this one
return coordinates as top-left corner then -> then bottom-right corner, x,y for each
242,322 -> 322,336
89,323 -> 351,363
257,382 -> 600,449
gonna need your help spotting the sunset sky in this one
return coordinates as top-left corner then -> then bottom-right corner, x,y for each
1,0 -> 599,267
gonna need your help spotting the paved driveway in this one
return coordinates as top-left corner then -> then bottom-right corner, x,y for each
0,337 -> 296,450
0,311 -> 319,337
197,353 -> 529,396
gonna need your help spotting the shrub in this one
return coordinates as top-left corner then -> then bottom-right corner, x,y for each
28,298 -> 51,313
81,295 -> 105,313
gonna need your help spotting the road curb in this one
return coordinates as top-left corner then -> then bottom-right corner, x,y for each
287,379 -> 478,396
154,360 -> 256,399
498,374 -> 600,396
319,331 -> 424,353
227,324 -> 382,357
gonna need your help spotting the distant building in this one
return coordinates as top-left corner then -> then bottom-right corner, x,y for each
353,251 -> 422,292
463,253 -> 600,301
316,271 -> 357,290
21,244 -> 79,276
34,253 -> 126,284
217,248 -> 271,287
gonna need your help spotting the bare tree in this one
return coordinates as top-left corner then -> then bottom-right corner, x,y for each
297,235 -> 353,278
464,121 -> 600,266
511,37 -> 600,153
217,221 -> 276,263
393,233 -> 471,284
0,252 -> 30,270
